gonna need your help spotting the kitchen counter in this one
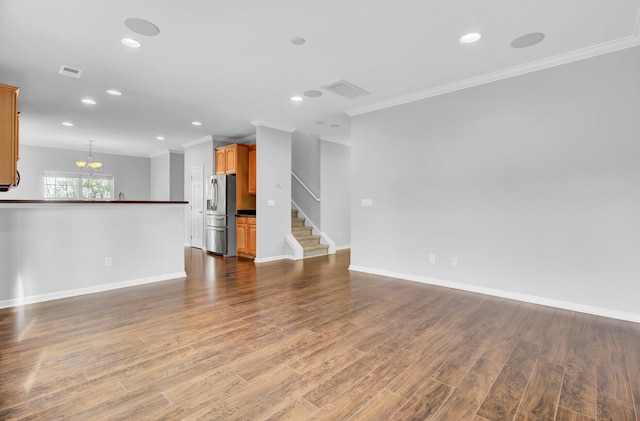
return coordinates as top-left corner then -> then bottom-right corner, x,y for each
0,201 -> 186,308
0,199 -> 186,205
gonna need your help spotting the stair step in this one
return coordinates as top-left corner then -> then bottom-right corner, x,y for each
294,234 -> 321,246
292,226 -> 312,235
290,209 -> 326,257
303,243 -> 329,257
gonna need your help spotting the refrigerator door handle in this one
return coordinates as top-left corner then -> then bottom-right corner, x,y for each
213,178 -> 219,212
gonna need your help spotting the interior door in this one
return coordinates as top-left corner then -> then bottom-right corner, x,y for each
190,165 -> 204,248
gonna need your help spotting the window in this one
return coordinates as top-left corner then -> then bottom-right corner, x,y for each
43,171 -> 114,200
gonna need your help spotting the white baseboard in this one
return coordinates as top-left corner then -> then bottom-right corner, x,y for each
254,255 -> 296,263
348,265 -> 640,324
0,272 -> 187,309
335,245 -> 351,251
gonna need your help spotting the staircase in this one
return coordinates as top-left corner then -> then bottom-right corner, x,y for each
291,209 -> 329,258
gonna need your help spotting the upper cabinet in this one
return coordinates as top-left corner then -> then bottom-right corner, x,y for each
215,143 -> 255,210
216,144 -> 241,175
248,144 -> 256,195
0,83 -> 19,192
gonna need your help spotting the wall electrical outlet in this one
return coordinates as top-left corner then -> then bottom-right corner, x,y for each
451,257 -> 458,267
105,257 -> 112,267
429,254 -> 436,264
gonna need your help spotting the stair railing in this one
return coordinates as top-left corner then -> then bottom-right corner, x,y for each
291,171 -> 320,202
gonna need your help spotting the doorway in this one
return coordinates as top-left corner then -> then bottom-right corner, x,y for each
190,165 -> 204,248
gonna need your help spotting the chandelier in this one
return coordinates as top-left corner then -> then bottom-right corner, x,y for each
76,141 -> 103,172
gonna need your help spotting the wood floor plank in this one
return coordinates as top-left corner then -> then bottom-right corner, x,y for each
261,398 -> 318,421
146,372 -> 248,420
288,333 -> 365,375
477,341 -> 541,421
1,248 -> 636,420
349,389 -> 406,421
309,348 -> 418,420
558,314 -> 598,419
430,358 -> 502,421
513,360 -> 564,421
390,379 -> 452,420
540,310 -> 575,366
596,324 -> 633,405
385,333 -> 454,399
621,333 -> 640,421
302,344 -> 396,408
597,395 -> 636,421
182,366 -> 300,421
555,406 -> 595,421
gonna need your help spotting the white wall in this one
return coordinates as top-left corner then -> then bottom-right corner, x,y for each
292,132 -> 321,194
1,144 -> 150,200
170,152 -> 185,201
150,153 -> 170,200
292,132 -> 321,227
151,151 -> 184,201
350,45 -> 640,321
320,140 -> 351,248
256,125 -> 293,261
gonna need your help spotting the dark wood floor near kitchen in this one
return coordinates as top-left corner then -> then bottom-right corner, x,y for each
1,249 -> 639,420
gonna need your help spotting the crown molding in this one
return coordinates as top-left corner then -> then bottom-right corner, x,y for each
347,32 -> 640,117
319,135 -> 351,146
237,133 -> 257,143
181,135 -> 213,149
250,119 -> 296,133
149,149 -> 185,158
211,135 -> 236,143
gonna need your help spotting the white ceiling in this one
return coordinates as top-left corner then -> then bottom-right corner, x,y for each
1,0 -> 639,157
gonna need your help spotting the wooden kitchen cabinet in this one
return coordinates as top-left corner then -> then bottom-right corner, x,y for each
215,149 -> 225,175
236,217 -> 248,255
215,144 -> 245,175
248,144 -> 256,195
215,143 -> 255,210
247,217 -> 256,256
236,216 -> 256,258
0,83 -> 19,192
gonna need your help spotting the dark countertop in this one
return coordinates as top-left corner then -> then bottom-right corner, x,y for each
236,209 -> 256,217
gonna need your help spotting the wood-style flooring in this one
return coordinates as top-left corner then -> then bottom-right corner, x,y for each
1,248 -> 639,420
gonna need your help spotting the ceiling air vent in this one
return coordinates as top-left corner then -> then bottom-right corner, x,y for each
321,79 -> 370,100
58,65 -> 82,78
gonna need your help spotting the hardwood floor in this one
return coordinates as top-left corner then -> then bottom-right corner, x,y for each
1,248 -> 639,420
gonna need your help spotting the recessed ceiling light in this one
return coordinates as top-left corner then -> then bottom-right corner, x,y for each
304,90 -> 323,98
330,124 -> 340,128
511,32 -> 545,49
291,96 -> 303,102
106,89 -> 122,96
291,37 -> 306,46
81,98 -> 96,105
124,18 -> 160,37
460,32 -> 482,44
121,38 -> 142,48
156,136 -> 165,141
62,121 -> 74,127
192,121 -> 202,126
315,120 -> 325,125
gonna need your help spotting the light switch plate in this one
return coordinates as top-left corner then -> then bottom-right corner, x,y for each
267,200 -> 275,207
361,199 -> 373,207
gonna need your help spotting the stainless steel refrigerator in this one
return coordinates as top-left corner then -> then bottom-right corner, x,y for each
205,174 -> 236,256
